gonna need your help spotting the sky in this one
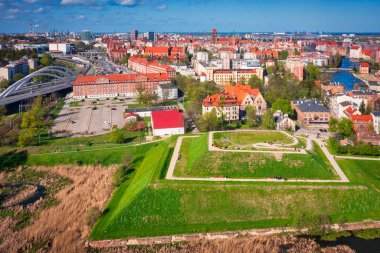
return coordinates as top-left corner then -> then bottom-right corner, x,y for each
0,0 -> 380,34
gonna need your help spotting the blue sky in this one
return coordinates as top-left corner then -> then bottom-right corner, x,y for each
0,0 -> 380,33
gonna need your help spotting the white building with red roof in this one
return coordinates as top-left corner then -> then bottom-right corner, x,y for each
151,110 -> 185,136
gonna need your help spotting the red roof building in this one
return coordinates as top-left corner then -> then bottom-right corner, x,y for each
151,110 -> 185,136
359,62 -> 370,74
73,73 -> 171,99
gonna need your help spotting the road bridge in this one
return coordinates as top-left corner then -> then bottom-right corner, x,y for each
0,66 -> 76,106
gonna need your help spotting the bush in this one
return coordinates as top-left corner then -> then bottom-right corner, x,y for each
87,206 -> 101,227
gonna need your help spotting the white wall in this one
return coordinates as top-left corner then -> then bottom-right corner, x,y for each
153,127 -> 184,136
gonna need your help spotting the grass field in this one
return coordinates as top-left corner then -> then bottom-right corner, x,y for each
90,134 -> 380,239
213,131 -> 294,150
174,136 -> 337,180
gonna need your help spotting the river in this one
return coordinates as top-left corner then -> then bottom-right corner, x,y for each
331,58 -> 363,91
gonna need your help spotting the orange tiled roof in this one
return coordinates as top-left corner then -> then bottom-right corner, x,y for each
73,73 -> 170,85
223,83 -> 261,104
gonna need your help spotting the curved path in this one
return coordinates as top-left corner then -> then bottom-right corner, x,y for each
166,133 -> 350,183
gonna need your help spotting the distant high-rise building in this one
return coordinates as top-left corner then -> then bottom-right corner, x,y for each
211,28 -> 217,44
131,29 -> 138,40
147,31 -> 154,42
81,30 -> 92,41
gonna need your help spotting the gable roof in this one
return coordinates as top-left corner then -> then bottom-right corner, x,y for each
223,83 -> 261,104
151,110 -> 184,129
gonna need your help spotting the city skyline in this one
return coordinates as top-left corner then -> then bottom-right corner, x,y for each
1,0 -> 380,34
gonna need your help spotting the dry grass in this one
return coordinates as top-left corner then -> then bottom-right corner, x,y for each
0,165 -> 116,253
97,235 -> 355,253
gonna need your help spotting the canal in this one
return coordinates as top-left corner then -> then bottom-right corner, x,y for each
331,58 -> 363,91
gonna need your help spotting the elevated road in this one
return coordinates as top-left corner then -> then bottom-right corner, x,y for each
0,66 -> 76,106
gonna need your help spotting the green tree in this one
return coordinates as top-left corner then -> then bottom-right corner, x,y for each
365,104 -> 372,115
0,105 -> 6,121
0,79 -> 9,89
13,73 -> 24,82
245,106 -> 258,127
248,75 -> 264,90
279,50 -> 289,60
18,96 -> 47,147
359,101 -> 366,114
196,109 -> 220,132
305,63 -> 321,81
338,118 -> 354,139
120,54 -> 130,64
40,54 -> 54,66
136,85 -> 158,106
271,98 -> 293,116
109,127 -> 125,143
261,109 -> 275,130
238,77 -> 246,85
328,118 -> 339,133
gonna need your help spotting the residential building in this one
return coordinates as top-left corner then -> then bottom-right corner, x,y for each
156,83 -> 178,101
49,42 -> 71,54
73,73 -> 171,99
321,82 -> 345,96
151,110 -> 185,136
144,46 -> 169,58
196,51 -> 209,62
372,112 -> 380,134
0,60 -> 29,81
208,69 -> 263,86
223,84 -> 267,115
350,45 -> 362,59
330,94 -> 365,119
128,56 -> 176,77
202,92 -> 240,121
285,56 -> 304,81
359,62 -> 370,74
348,90 -> 380,111
291,99 -> 330,129
231,59 -> 260,69
274,111 -> 296,131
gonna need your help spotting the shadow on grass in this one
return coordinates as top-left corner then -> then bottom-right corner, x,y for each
0,150 -> 28,171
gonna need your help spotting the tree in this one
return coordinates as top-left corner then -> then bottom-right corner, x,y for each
328,118 -> 339,133
271,98 -> 293,116
279,50 -> 289,60
359,100 -> 366,114
0,105 -> 6,119
109,127 -> 125,143
248,75 -> 264,90
245,106 -> 258,127
262,109 -> 275,130
120,54 -> 130,65
238,77 -> 246,85
338,118 -> 354,139
305,63 -> 321,81
18,128 -> 39,147
40,54 -> 53,66
196,109 -> 221,132
0,79 -> 9,89
365,104 -> 372,115
135,85 -> 158,106
13,73 -> 24,82
18,96 -> 46,147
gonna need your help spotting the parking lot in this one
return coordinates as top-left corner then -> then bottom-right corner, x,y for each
51,95 -> 129,136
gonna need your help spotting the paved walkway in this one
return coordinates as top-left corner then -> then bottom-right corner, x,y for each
208,130 -> 306,154
335,156 -> 380,161
166,133 -> 350,183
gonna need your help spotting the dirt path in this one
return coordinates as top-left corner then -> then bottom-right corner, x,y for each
87,220 -> 380,248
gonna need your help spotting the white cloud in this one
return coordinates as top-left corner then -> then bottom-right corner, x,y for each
33,7 -> 43,13
61,0 -> 93,5
4,15 -> 16,20
8,8 -> 20,14
156,3 -> 167,10
114,0 -> 140,7
75,14 -> 85,20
